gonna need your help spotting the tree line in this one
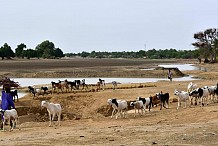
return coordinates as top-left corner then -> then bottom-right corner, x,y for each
65,49 -> 199,59
1,28 -> 217,62
0,40 -> 64,59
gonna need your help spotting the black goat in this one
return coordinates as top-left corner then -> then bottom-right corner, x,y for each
156,91 -> 169,110
10,90 -> 18,102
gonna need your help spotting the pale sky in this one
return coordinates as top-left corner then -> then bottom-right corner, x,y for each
0,0 -> 217,53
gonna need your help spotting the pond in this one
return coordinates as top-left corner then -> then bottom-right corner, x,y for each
158,64 -> 207,71
11,76 -> 198,99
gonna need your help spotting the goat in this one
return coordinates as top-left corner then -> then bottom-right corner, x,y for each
174,90 -> 189,110
187,82 -> 197,92
112,81 -> 118,91
204,86 -> 217,103
59,80 -> 69,92
28,86 -> 45,98
130,100 -> 144,117
51,81 -> 63,93
10,90 -> 18,102
190,87 -> 209,106
0,109 -> 19,131
28,86 -> 36,96
107,98 -> 128,119
66,80 -> 77,90
214,83 -> 218,99
41,86 -> 49,95
136,96 -> 153,112
41,101 -> 62,127
156,92 -> 169,110
80,79 -> 88,90
97,78 -> 105,90
189,90 -> 200,105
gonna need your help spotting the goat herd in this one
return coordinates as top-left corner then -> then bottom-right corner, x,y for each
107,82 -> 218,119
1,81 -> 218,132
27,78 -> 107,98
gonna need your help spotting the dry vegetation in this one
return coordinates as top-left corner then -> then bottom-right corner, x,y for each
0,58 -> 218,146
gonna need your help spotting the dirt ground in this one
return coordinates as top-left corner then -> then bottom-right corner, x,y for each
1,58 -> 218,146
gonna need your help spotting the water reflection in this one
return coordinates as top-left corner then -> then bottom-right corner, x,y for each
158,64 -> 206,71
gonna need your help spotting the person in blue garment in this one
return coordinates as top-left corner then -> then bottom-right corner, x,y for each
0,86 -> 15,130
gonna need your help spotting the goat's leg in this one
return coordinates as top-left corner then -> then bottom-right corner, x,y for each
111,108 -> 115,118
138,109 -> 140,116
134,109 -> 136,117
49,114 -> 52,127
2,120 -> 5,131
10,120 -> 15,131
115,110 -> 120,119
163,101 -> 167,109
58,113 -> 61,126
177,100 -> 180,110
160,102 -> 162,110
141,108 -> 143,115
201,97 -> 204,106
143,105 -> 147,112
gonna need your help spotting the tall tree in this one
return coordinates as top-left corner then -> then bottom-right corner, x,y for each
192,28 -> 218,63
0,43 -> 15,59
35,40 -> 55,58
15,43 -> 26,58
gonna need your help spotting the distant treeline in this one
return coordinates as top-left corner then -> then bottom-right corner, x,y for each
65,49 -> 200,59
0,28 -> 217,61
0,40 -> 64,60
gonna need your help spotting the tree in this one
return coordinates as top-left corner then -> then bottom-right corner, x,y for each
35,40 -> 65,58
35,40 -> 55,58
54,48 -> 64,58
15,43 -> 26,58
0,43 -> 15,59
192,28 -> 218,63
22,49 -> 37,59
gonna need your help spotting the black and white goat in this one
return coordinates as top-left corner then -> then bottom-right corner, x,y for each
189,87 -> 209,106
41,101 -> 62,127
136,96 -> 153,112
107,98 -> 128,119
0,109 -> 19,131
130,100 -> 145,117
204,85 -> 217,103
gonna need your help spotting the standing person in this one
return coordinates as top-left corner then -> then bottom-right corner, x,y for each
0,86 -> 15,130
168,69 -> 172,82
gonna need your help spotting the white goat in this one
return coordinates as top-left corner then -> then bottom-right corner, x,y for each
187,82 -> 197,92
130,100 -> 145,117
0,109 -> 19,131
174,90 -> 189,110
107,98 -> 128,119
41,101 -> 62,127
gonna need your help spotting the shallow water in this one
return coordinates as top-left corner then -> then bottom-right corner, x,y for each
12,76 -> 198,87
158,64 -> 206,71
10,76 -> 198,99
